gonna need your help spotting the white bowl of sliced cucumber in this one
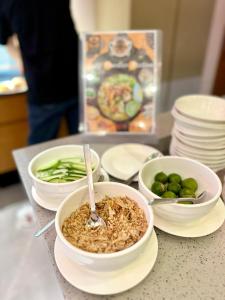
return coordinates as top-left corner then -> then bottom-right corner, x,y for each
28,145 -> 101,203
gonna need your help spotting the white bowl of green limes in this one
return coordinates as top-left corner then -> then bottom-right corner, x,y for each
138,156 -> 222,223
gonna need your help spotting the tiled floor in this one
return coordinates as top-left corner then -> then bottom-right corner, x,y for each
0,183 -> 26,208
0,184 -> 63,300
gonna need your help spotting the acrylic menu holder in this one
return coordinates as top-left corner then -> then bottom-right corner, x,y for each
80,30 -> 162,139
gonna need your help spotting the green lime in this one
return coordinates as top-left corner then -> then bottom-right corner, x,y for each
161,191 -> 176,198
167,182 -> 181,195
151,181 -> 166,196
179,188 -> 195,198
154,172 -> 168,183
168,173 -> 182,184
181,178 -> 198,192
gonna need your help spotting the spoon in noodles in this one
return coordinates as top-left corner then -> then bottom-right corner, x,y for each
83,144 -> 106,229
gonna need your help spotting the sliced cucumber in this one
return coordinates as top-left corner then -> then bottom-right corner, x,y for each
35,156 -> 93,183
37,160 -> 59,171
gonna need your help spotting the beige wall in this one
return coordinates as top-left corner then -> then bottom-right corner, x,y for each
131,0 -> 178,82
96,0 -> 131,31
131,0 -> 214,81
171,0 -> 214,79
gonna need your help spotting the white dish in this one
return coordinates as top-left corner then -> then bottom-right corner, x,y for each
173,130 -> 225,150
139,156 -> 222,223
28,145 -> 101,203
170,142 -> 225,164
175,95 -> 225,123
54,230 -> 158,295
169,145 -> 225,173
172,108 -> 225,130
170,139 -> 225,163
172,136 -> 225,156
55,181 -> 154,271
174,123 -> 225,138
154,198 -> 225,237
31,168 -> 109,211
173,127 -> 225,143
101,143 -> 162,181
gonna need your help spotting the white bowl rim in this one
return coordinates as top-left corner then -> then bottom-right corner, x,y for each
138,155 -> 222,208
175,94 -> 225,123
55,181 -> 154,258
28,144 -> 100,186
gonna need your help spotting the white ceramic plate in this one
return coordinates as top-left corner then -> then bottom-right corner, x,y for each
172,108 -> 225,130
172,136 -> 225,157
173,132 -> 225,150
170,139 -> 225,161
54,230 -> 158,295
154,198 -> 225,237
169,143 -> 225,172
101,143 -> 162,181
175,95 -> 225,123
174,123 -> 225,138
31,168 -> 110,211
170,145 -> 225,164
173,127 -> 225,143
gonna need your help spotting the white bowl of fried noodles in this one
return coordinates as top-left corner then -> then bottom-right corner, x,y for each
55,182 -> 154,271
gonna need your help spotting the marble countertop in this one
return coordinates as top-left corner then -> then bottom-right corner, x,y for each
13,113 -> 225,300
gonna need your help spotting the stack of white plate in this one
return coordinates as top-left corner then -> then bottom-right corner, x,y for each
170,95 -> 225,172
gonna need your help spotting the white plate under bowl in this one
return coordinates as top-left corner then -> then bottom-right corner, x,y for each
31,168 -> 109,211
54,230 -> 158,295
154,198 -> 225,238
175,95 -> 225,123
101,143 -> 162,181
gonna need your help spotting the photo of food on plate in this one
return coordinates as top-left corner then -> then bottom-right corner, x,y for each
83,31 -> 160,133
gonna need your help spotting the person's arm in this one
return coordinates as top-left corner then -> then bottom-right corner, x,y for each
6,35 -> 24,74
0,7 -> 24,74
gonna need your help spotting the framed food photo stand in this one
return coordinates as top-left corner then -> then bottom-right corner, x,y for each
81,30 -> 162,136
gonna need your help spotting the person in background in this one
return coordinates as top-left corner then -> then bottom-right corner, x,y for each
0,0 -> 80,144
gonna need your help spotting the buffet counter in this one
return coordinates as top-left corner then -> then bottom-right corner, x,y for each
13,113 -> 225,300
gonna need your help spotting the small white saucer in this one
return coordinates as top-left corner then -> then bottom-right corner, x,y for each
54,230 -> 158,295
101,143 -> 162,182
31,168 -> 110,211
154,198 -> 225,238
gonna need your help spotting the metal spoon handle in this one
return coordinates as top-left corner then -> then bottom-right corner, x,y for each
83,144 -> 96,213
34,219 -> 55,237
150,197 -> 195,205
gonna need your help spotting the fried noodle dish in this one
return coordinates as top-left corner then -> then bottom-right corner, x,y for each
62,196 -> 148,253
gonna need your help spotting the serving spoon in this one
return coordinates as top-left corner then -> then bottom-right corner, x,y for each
83,144 -> 106,228
150,191 -> 206,205
34,190 -> 206,237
